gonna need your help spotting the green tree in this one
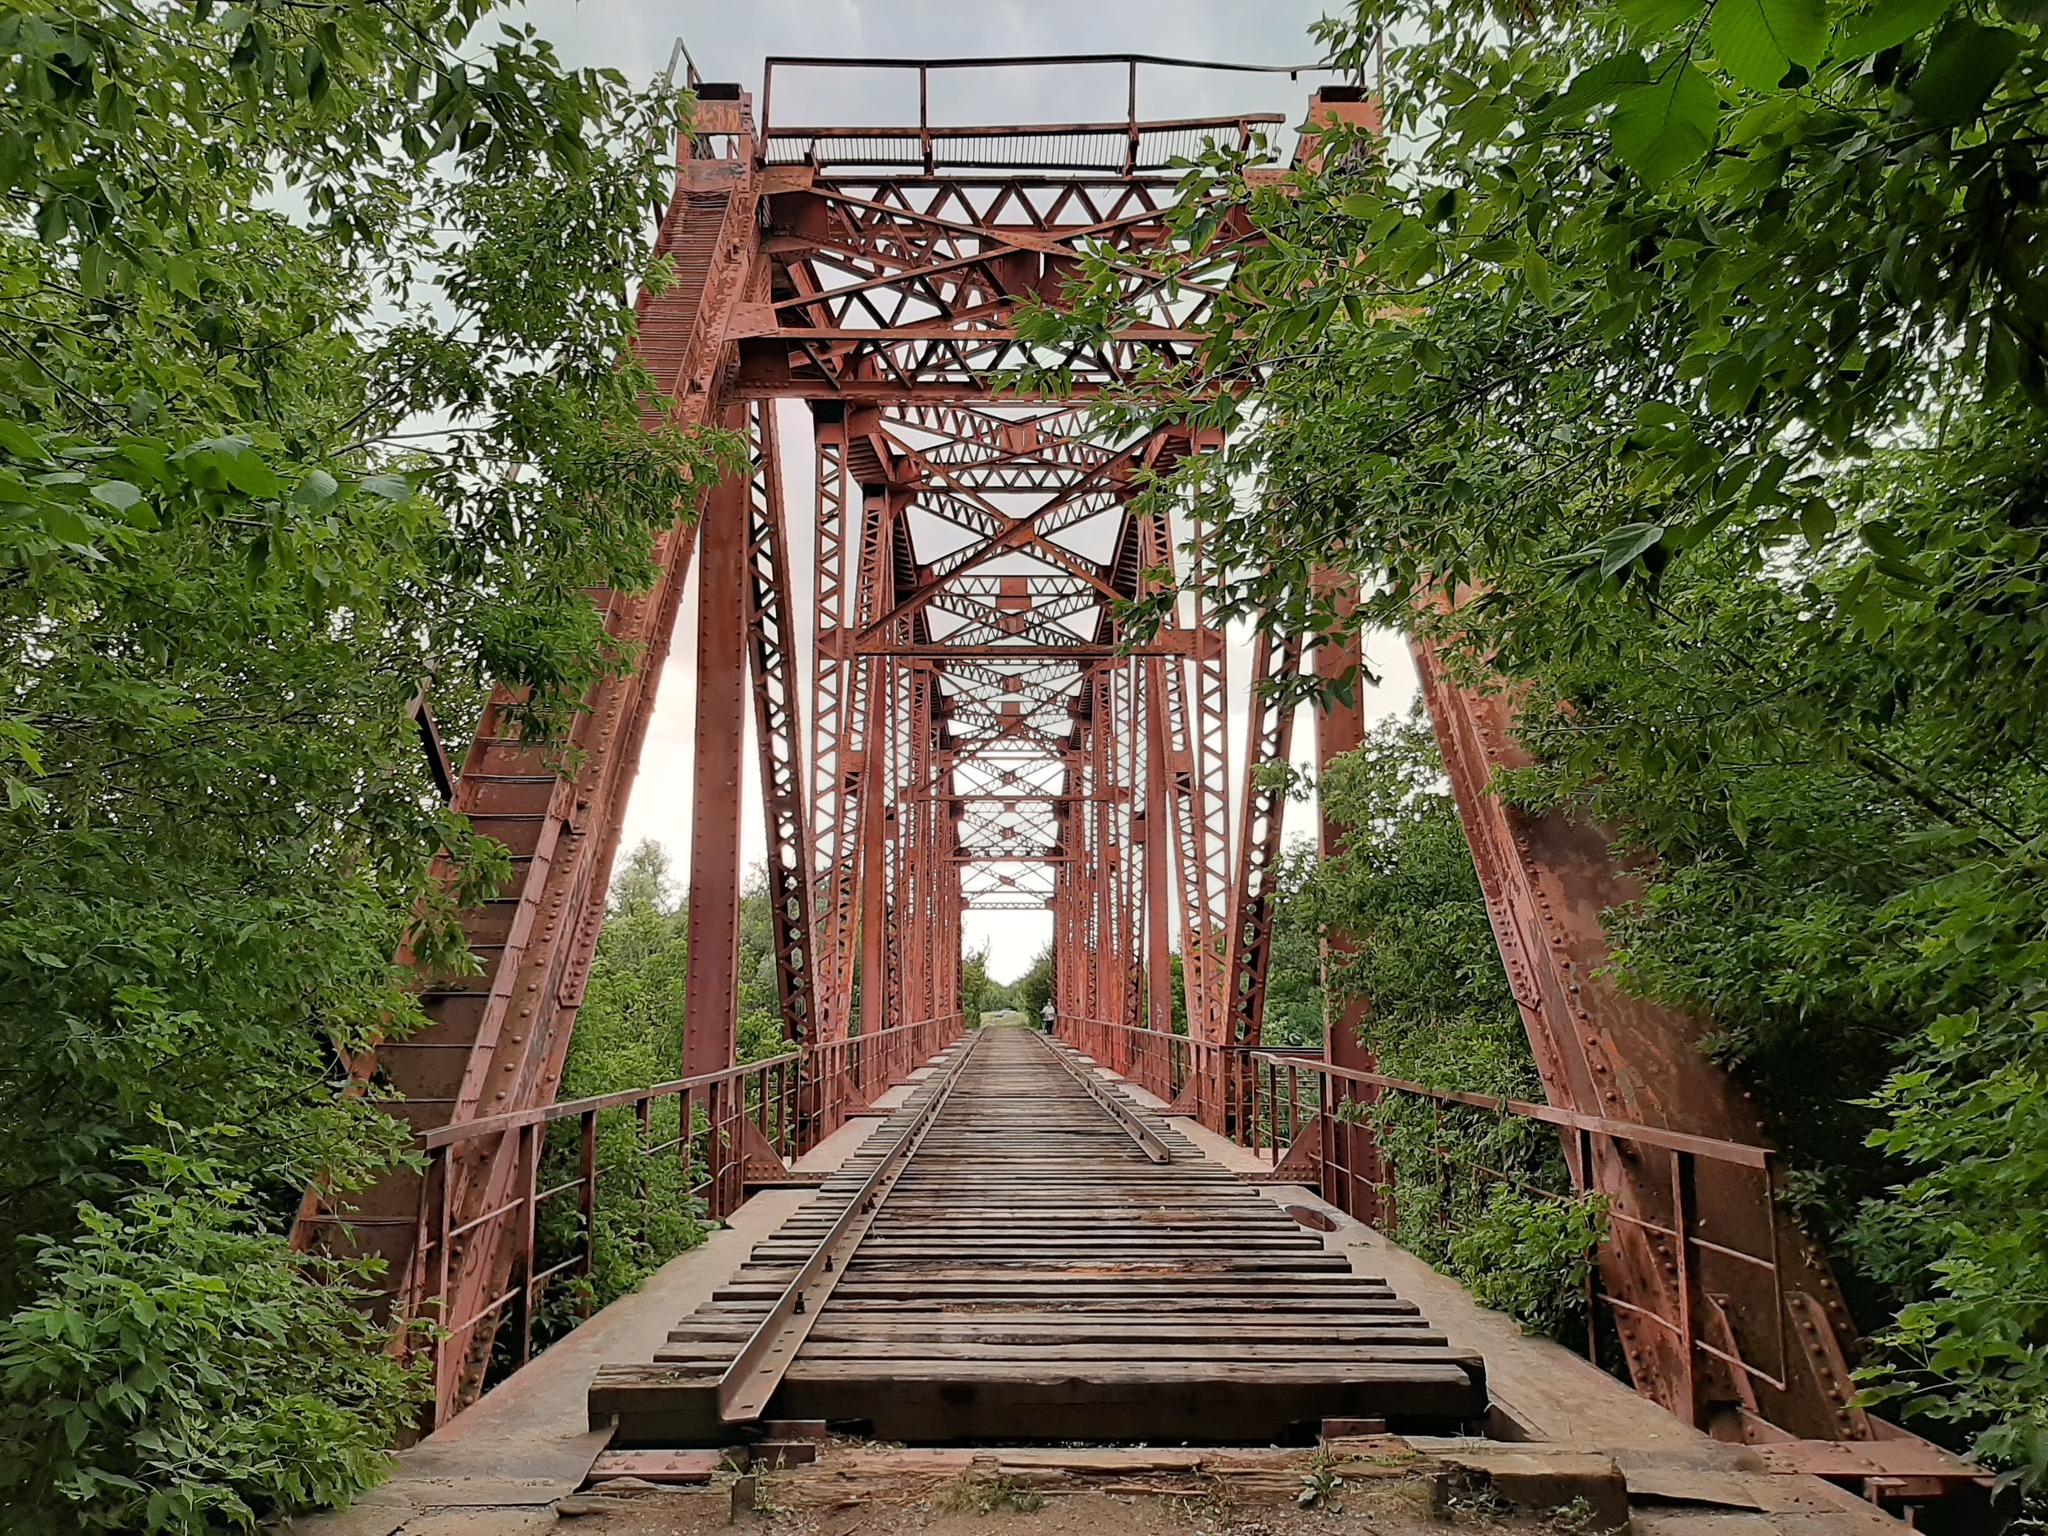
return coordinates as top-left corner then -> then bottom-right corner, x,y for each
0,4 -> 721,1527
610,839 -> 677,920
1017,947 -> 1055,1026
1255,840 -> 1327,1049
960,945 -> 993,1023
1311,714 -> 1598,1343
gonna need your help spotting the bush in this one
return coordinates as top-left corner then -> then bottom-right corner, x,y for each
1449,1186 -> 1609,1342
0,1159 -> 421,1534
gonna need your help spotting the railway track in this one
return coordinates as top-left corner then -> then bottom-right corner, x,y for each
590,1027 -> 1487,1445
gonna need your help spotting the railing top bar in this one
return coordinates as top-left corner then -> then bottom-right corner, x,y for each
764,53 -> 1337,75
763,115 -> 1285,143
822,1017 -> 951,1045
418,1051 -> 802,1149
1247,1051 -> 1774,1170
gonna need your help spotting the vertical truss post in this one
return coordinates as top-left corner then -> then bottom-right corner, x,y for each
1139,508 -> 1231,1047
1117,659 -> 1145,1042
855,650 -> 893,1043
1053,727 -> 1087,1029
1313,578 -> 1386,1225
1141,665 -> 1175,1040
808,410 -> 856,1046
741,400 -> 815,1047
682,401 -> 753,1077
1223,628 -> 1303,1046
812,441 -> 891,1049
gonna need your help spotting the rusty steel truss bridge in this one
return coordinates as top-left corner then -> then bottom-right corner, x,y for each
293,54 -> 1963,1506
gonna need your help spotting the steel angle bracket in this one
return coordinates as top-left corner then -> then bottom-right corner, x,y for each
1040,1035 -> 1172,1163
715,1029 -> 986,1424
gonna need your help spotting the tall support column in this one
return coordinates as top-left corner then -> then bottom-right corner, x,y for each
856,672 -> 890,1040
1142,665 -> 1174,1036
1313,579 -> 1384,1224
1139,509 -> 1231,1045
1223,628 -> 1303,1046
813,451 -> 892,1045
682,403 -> 752,1076
1118,659 -> 1145,1035
742,401 -> 815,1045
807,413 -> 852,1043
1089,670 -> 1119,1062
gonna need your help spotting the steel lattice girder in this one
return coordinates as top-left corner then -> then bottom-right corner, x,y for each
304,65 -> 1880,1454
1413,628 -> 1871,1441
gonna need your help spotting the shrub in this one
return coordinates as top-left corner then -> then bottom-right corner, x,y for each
0,1158 -> 421,1534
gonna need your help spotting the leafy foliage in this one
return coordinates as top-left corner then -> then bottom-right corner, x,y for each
530,842 -> 789,1336
1252,842 -> 1327,1049
0,1157 -> 421,1535
1016,946 -> 1055,1025
1312,716 -> 1602,1345
960,946 -> 994,1022
1,5 -> 719,1527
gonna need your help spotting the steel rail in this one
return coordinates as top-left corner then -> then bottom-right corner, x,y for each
1038,1034 -> 1171,1164
715,1029 -> 987,1424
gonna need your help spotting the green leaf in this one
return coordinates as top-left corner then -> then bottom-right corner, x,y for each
359,473 -> 412,503
1859,519 -> 1920,562
1611,59 -> 1721,184
1600,521 -> 1667,575
292,469 -> 339,506
1907,19 -> 2022,126
1835,0 -> 1956,58
1523,240 -> 1556,306
89,480 -> 141,512
79,243 -> 108,299
1713,0 -> 1829,90
1549,52 -> 1652,118
1619,0 -> 1708,37
218,446 -> 288,499
0,421 -> 49,461
165,254 -> 202,300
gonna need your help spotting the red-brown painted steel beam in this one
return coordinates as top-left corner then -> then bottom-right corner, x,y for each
742,400 -> 817,1046
1311,578 -> 1386,1226
297,113 -> 765,1425
1413,629 -> 1870,1441
682,401 -> 752,1077
1222,628 -> 1302,1046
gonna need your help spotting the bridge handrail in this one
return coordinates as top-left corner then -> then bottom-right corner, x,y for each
384,1015 -> 968,1429
1051,1013 -> 1796,1396
1240,1049 -> 1773,1170
417,1051 -> 803,1150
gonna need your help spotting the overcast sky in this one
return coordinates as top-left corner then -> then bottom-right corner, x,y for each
505,0 -> 1421,983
